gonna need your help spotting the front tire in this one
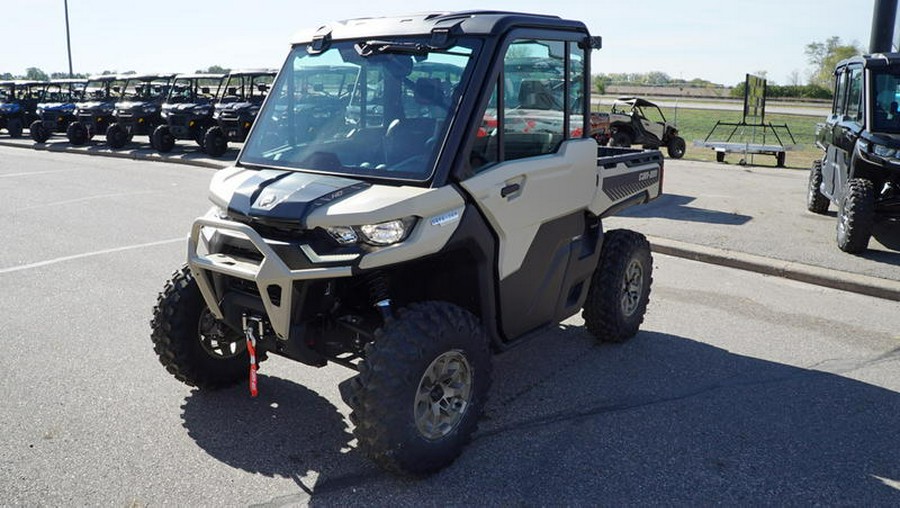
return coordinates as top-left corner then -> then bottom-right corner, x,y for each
30,120 -> 49,143
152,125 -> 175,153
346,301 -> 492,476
66,121 -> 88,145
582,229 -> 653,342
203,126 -> 228,157
150,265 -> 248,389
807,159 -> 829,214
666,136 -> 686,159
106,123 -> 128,149
836,178 -> 875,253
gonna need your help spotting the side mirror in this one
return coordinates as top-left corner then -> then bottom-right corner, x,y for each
589,36 -> 602,50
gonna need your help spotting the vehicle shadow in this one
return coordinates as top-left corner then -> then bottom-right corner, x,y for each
180,326 -> 900,505
617,193 -> 752,225
871,220 -> 900,257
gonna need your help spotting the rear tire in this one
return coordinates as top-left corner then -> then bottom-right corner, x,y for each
106,123 -> 128,149
150,265 -> 248,389
609,130 -> 632,148
203,126 -> 228,157
30,120 -> 49,143
716,151 -> 725,163
776,151 -> 786,167
152,125 -> 175,153
6,117 -> 23,137
582,229 -> 653,342
66,121 -> 88,145
346,301 -> 491,476
666,136 -> 686,159
836,178 -> 875,254
806,159 -> 829,214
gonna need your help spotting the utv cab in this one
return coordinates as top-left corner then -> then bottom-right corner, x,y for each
203,69 -> 276,156
607,97 -> 686,158
808,53 -> 900,253
0,80 -> 45,137
30,79 -> 87,143
67,75 -> 125,145
106,73 -> 175,148
152,73 -> 224,153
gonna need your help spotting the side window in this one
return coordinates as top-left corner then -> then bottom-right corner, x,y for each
503,39 -> 566,161
834,70 -> 848,116
467,37 -> 579,176
847,67 -> 863,120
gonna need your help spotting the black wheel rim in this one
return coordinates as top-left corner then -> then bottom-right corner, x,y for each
198,308 -> 245,359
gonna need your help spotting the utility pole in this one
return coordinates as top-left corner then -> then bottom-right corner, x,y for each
64,0 -> 73,77
870,0 -> 898,53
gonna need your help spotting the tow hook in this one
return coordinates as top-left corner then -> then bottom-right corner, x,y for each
242,315 -> 265,398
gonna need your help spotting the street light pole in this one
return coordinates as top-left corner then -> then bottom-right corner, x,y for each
64,0 -> 73,77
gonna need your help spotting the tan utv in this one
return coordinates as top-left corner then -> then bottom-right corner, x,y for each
606,96 -> 686,158
150,11 -> 664,476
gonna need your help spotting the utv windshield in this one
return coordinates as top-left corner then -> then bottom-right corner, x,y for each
168,77 -> 221,104
872,70 -> 900,133
220,74 -> 274,104
240,38 -> 479,181
122,79 -> 170,101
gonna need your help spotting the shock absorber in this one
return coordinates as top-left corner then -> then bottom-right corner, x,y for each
366,271 -> 393,321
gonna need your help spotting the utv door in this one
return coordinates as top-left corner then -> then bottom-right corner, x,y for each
823,64 -> 864,200
460,37 -> 601,341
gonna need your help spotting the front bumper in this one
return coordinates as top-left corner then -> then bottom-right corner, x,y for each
188,212 -> 355,341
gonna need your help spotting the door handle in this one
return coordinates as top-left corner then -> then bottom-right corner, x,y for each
500,183 -> 520,198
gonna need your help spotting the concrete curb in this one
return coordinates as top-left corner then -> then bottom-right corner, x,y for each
649,236 -> 900,302
0,139 -> 230,170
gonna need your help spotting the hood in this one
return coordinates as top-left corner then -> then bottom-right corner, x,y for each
38,102 -> 76,111
163,102 -> 214,113
211,167 -> 371,228
115,100 -> 161,110
862,130 -> 900,147
76,100 -> 115,110
215,101 -> 257,112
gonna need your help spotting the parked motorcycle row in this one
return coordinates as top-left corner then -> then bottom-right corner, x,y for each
0,70 -> 276,157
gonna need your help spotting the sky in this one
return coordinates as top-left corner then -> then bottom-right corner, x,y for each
0,0 -> 879,87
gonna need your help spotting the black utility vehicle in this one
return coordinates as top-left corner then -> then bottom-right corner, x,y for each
152,74 -> 224,153
809,53 -> 900,252
29,79 -> 87,143
0,80 -> 45,137
67,75 -> 124,145
202,69 -> 276,156
151,11 -> 664,475
106,74 -> 175,148
606,97 -> 686,158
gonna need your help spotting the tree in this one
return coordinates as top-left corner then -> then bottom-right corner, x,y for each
196,65 -> 231,74
25,67 -> 48,81
0,72 -> 13,80
805,37 -> 863,90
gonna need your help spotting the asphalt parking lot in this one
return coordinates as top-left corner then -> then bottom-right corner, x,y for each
1,144 -> 898,505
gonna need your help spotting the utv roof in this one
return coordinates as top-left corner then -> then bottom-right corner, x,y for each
85,75 -> 123,82
46,78 -> 88,85
122,73 -> 177,81
227,69 -> 278,77
614,97 -> 658,108
173,73 -> 225,80
0,80 -> 43,86
837,52 -> 900,70
291,10 -> 588,45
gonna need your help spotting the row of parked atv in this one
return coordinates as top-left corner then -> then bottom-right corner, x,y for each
0,70 -> 276,156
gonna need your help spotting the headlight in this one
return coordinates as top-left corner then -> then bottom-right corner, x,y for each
37,108 -> 45,115
194,106 -> 212,115
141,104 -> 157,113
359,218 -> 416,245
213,110 -> 222,119
873,144 -> 896,158
325,218 -> 416,246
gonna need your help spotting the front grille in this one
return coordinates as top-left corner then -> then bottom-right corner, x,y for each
169,115 -> 187,127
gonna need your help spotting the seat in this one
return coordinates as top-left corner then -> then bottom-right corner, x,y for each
383,117 -> 436,166
518,80 -> 556,110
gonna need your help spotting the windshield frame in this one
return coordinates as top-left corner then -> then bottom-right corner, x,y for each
238,36 -> 482,186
